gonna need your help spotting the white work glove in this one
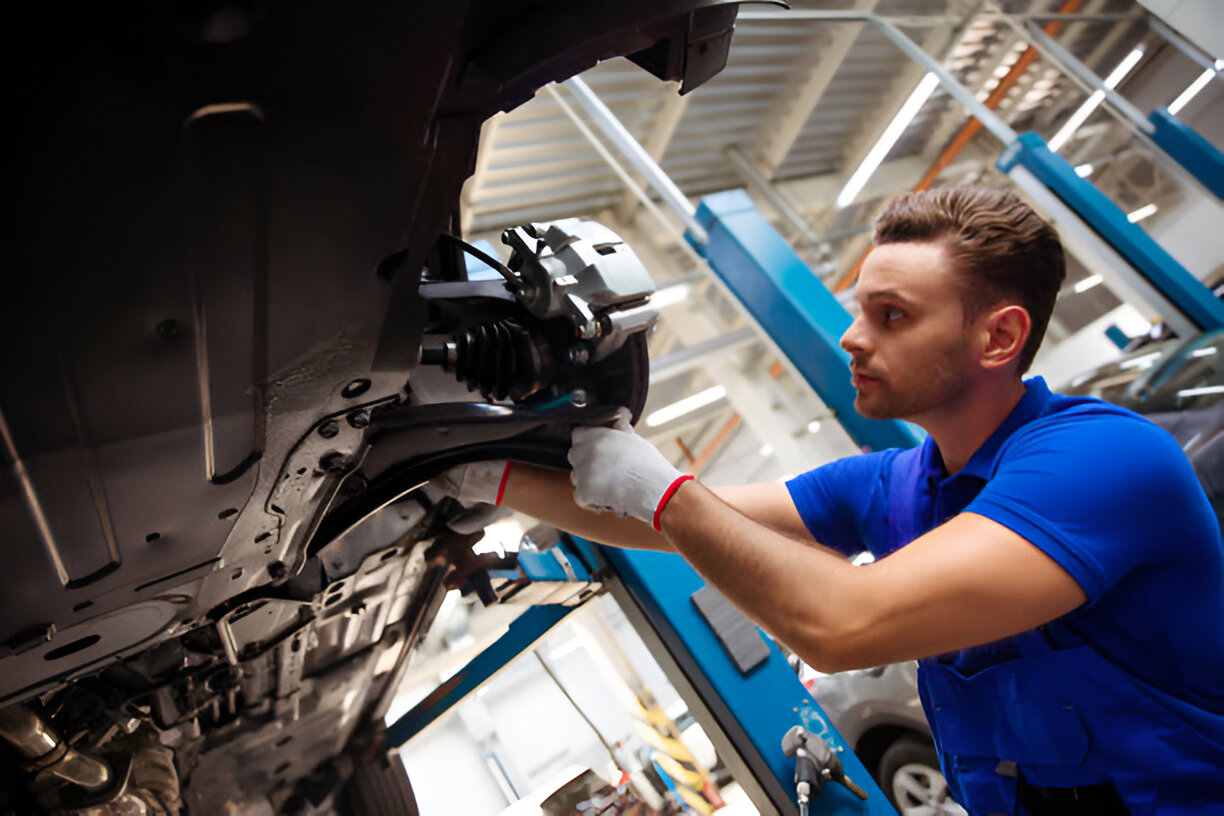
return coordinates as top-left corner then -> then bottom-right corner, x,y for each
435,460 -> 513,506
568,409 -> 693,530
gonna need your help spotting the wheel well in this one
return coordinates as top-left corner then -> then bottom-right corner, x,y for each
853,725 -> 931,777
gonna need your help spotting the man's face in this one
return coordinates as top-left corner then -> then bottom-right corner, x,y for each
839,241 -> 977,423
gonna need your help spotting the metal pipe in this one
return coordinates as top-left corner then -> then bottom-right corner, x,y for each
724,146 -> 825,248
649,326 -> 758,383
561,77 -> 709,246
738,10 -> 1020,145
1027,12 -> 1146,23
0,704 -> 112,793
1022,18 -> 1152,134
0,705 -> 60,758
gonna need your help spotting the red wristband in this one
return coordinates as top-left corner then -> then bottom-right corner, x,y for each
652,474 -> 695,532
494,461 -> 513,505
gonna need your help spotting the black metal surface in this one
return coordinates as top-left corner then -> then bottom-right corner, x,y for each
1,1 -> 741,810
2,0 -> 703,669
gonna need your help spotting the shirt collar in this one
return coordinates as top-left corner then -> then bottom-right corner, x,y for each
923,376 -> 1053,482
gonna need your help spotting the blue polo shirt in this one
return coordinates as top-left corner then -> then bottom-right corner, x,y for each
786,377 -> 1224,706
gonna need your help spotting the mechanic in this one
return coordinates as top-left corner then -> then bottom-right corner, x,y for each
443,186 -> 1224,814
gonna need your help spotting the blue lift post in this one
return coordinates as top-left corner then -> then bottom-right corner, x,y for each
692,188 -> 923,452
1147,108 -> 1224,201
599,544 -> 895,816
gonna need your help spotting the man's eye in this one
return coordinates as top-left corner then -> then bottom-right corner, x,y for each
883,307 -> 905,322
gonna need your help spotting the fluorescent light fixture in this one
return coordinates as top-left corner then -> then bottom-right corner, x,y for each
1176,385 -> 1224,398
650,283 -> 690,309
759,444 -> 773,457
836,72 -> 940,209
1074,163 -> 1094,178
1191,347 -> 1218,358
1118,350 -> 1163,370
1127,203 -> 1158,223
1073,274 -> 1104,294
644,385 -> 726,427
1049,47 -> 1145,152
1168,67 -> 1216,115
806,420 -> 822,434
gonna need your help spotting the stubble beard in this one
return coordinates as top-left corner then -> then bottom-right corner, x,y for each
854,347 -> 970,422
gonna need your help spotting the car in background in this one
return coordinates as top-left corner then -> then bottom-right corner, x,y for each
807,327 -> 1224,816
1065,327 -> 1224,524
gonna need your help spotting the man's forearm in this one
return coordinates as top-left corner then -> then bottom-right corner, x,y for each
657,479 -> 866,670
501,463 -> 673,552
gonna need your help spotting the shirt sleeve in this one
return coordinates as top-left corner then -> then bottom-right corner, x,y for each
785,452 -> 891,557
965,409 -> 1210,604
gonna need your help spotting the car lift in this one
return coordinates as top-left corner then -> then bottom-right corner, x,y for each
385,10 -> 1223,815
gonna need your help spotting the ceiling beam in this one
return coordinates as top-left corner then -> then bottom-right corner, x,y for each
832,6 -> 978,205
753,0 -> 879,177
615,86 -> 691,223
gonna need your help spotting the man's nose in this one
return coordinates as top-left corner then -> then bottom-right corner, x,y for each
840,315 -> 869,355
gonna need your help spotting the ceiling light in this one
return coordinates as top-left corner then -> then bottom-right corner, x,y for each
1176,385 -> 1224,399
1074,163 -> 1094,178
1049,47 -> 1145,152
1118,350 -> 1163,370
1127,203 -> 1158,223
806,420 -> 822,434
1074,274 -> 1103,294
836,72 -> 940,209
759,444 -> 773,457
644,385 -> 727,427
1168,67 -> 1216,115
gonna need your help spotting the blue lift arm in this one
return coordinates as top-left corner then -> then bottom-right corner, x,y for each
999,132 -> 1224,333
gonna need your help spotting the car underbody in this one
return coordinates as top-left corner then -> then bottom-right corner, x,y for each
0,3 -> 748,812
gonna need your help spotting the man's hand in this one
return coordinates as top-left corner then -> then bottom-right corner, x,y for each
568,410 -> 692,530
435,460 -> 512,506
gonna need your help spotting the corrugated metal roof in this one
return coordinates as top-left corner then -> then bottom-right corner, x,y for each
463,0 -> 1157,258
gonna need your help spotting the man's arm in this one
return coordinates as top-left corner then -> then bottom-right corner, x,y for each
500,464 -> 819,551
658,481 -> 1087,673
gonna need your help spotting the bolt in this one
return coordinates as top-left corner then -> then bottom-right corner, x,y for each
570,389 -> 588,408
339,474 -> 368,495
347,410 -> 369,429
267,561 -> 287,580
318,420 -> 340,439
319,452 -> 347,473
567,346 -> 589,365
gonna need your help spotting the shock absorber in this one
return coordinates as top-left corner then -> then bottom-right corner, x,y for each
422,317 -> 555,402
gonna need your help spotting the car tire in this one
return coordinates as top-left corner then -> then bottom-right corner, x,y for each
876,735 -> 965,816
340,753 -> 420,816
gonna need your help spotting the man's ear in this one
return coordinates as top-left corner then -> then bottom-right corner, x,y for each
979,304 -> 1031,370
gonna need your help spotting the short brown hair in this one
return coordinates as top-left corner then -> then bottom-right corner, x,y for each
873,186 -> 1066,374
